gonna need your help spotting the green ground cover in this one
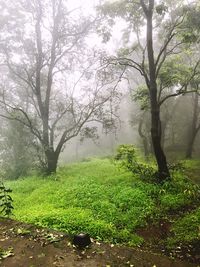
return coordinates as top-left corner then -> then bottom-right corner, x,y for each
4,158 -> 200,247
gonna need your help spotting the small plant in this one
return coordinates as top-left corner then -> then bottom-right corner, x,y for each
0,247 -> 14,260
115,144 -> 157,182
0,181 -> 14,216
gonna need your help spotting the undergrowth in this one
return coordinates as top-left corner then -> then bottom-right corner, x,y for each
4,157 -> 200,247
167,207 -> 200,247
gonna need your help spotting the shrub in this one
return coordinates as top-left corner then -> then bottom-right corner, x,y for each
161,172 -> 200,204
0,181 -> 14,216
115,144 -> 157,182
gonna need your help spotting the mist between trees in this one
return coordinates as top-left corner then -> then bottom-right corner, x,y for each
0,0 -> 199,181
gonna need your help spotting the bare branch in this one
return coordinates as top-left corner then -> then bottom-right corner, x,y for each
0,100 -> 42,142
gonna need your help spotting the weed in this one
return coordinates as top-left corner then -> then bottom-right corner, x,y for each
0,181 -> 14,216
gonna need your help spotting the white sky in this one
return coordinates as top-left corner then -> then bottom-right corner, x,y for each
67,0 -> 99,14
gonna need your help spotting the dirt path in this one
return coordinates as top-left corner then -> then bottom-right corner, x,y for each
0,218 -> 197,267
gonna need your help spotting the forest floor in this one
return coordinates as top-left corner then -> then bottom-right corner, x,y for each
0,218 -> 198,267
1,158 -> 200,267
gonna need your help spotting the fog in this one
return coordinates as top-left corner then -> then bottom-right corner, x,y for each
0,0 -> 199,179
60,93 -> 139,163
1,3 -> 200,266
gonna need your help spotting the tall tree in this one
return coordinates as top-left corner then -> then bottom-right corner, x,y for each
186,91 -> 200,158
98,0 -> 200,182
0,0 -> 122,174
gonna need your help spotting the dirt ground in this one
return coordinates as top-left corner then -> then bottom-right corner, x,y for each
0,218 -> 198,267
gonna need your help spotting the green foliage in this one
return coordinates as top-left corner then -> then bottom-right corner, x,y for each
132,85 -> 150,110
160,193 -> 187,211
115,144 -> 157,182
0,181 -> 14,216
97,0 -> 144,28
159,171 -> 200,212
5,159 -> 146,245
167,208 -> 200,247
0,247 -> 14,260
180,5 -> 200,43
181,159 -> 200,170
155,3 -> 168,15
115,144 -> 137,167
4,158 -> 200,248
158,56 -> 192,88
168,161 -> 185,172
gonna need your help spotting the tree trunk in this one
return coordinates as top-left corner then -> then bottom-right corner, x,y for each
186,92 -> 199,159
138,116 -> 149,157
185,132 -> 197,159
45,150 -> 58,175
161,121 -> 165,149
142,0 -> 170,182
151,107 -> 170,181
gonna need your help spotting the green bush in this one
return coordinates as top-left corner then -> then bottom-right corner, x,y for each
161,172 -> 200,208
115,144 -> 157,182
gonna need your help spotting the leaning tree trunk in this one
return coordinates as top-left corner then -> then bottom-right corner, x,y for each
143,0 -> 170,182
151,105 -> 170,181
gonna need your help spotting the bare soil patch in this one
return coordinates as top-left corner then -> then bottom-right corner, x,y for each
0,218 -> 197,267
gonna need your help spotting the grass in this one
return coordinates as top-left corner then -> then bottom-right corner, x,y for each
4,157 -> 200,247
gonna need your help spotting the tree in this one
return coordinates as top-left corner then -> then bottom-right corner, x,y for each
186,91 -> 200,158
0,116 -> 42,179
181,3 -> 200,158
98,0 -> 200,182
138,111 -> 151,157
0,0 -> 122,174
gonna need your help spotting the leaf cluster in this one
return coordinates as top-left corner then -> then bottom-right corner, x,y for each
132,85 -> 150,110
180,4 -> 200,43
0,182 -> 14,217
80,126 -> 99,142
158,56 -> 192,88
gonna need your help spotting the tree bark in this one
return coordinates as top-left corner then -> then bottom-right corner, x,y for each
45,149 -> 59,175
161,120 -> 167,149
141,0 -> 170,181
151,107 -> 169,181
